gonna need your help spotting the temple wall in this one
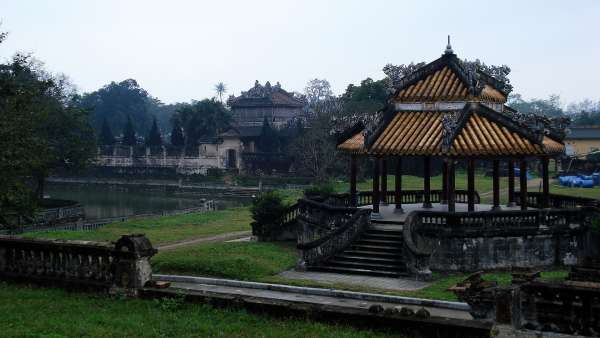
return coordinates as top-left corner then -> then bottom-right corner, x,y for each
429,233 -> 582,272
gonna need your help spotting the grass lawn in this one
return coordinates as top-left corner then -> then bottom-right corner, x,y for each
550,183 -> 600,200
0,282 -> 398,338
153,241 -> 297,280
23,208 -> 252,246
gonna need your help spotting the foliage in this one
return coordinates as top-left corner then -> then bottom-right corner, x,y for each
508,93 -> 564,117
24,208 -> 251,245
172,99 -> 231,147
304,78 -> 333,106
121,115 -> 137,146
382,62 -> 426,87
214,82 -> 227,103
145,116 -> 162,146
0,48 -> 95,225
257,116 -> 280,152
0,283 -> 394,338
153,242 -> 297,280
304,181 -> 335,199
250,192 -> 289,238
99,118 -> 115,145
79,79 -> 152,135
170,117 -> 185,146
341,77 -> 388,115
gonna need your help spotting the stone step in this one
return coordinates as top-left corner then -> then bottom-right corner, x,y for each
370,219 -> 405,226
326,259 -> 406,271
354,239 -> 403,247
308,265 -> 408,278
365,228 -> 404,237
361,233 -> 404,241
351,244 -> 402,253
334,254 -> 404,265
343,250 -> 400,259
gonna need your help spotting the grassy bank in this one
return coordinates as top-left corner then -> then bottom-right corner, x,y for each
0,282 -> 398,338
23,208 -> 252,245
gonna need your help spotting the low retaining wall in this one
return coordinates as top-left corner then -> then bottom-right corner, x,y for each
0,234 -> 156,294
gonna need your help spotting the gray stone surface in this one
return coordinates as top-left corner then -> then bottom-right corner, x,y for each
278,269 -> 429,291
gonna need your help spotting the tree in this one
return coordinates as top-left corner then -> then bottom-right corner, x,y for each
257,116 -> 280,152
508,94 -> 564,117
305,79 -> 333,106
170,117 -> 185,146
122,115 -> 137,146
172,99 -> 231,147
146,117 -> 162,147
99,118 -> 115,145
214,82 -> 227,103
80,79 -> 152,136
341,78 -> 388,115
0,49 -> 95,226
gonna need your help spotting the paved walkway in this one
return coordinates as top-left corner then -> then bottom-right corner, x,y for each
157,231 -> 252,250
278,270 -> 429,291
153,274 -> 471,321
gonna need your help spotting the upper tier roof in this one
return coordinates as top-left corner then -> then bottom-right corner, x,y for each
228,81 -> 305,108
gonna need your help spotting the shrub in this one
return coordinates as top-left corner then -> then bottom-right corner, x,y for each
250,192 -> 288,239
303,181 -> 335,199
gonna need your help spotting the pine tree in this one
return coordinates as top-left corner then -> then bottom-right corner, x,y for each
170,118 -> 185,147
99,118 -> 115,145
257,116 -> 280,152
146,117 -> 162,146
122,115 -> 137,146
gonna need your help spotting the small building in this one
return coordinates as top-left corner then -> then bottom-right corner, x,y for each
564,126 -> 600,157
228,80 -> 305,128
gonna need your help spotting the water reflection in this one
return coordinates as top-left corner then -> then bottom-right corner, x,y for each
46,183 -> 250,219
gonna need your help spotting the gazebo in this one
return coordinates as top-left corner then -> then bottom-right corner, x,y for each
337,41 -> 566,218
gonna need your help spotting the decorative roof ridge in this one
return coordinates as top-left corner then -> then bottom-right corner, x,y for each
336,121 -> 365,146
363,105 -> 397,150
442,104 -> 472,152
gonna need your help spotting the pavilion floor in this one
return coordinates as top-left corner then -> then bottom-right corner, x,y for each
361,202 -> 530,223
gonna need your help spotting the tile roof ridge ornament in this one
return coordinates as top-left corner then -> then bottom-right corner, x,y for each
444,35 -> 454,55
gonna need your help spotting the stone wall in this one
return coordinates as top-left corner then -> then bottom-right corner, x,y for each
429,233 -> 581,272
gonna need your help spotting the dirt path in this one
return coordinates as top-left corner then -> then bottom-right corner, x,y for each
157,230 -> 252,251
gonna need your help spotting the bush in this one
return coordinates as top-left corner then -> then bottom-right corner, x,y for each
303,181 -> 335,199
250,192 -> 288,239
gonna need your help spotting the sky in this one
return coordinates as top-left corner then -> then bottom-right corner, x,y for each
1,0 -> 599,105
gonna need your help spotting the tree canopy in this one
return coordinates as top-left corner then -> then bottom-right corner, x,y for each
170,118 -> 185,147
99,118 -> 115,145
122,115 -> 137,146
171,99 -> 231,147
146,117 -> 162,147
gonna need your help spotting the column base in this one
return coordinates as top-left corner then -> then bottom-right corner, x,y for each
506,202 -> 517,207
394,207 -> 404,214
370,212 -> 382,220
422,202 -> 433,209
440,200 -> 448,205
491,205 -> 502,212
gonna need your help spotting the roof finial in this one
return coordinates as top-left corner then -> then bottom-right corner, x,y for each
445,35 -> 454,55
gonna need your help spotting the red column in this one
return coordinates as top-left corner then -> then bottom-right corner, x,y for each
520,159 -> 528,211
492,160 -> 501,211
372,157 -> 380,215
468,159 -> 475,212
350,155 -> 357,207
423,156 -> 432,208
507,159 -> 516,207
381,158 -> 388,205
395,157 -> 403,213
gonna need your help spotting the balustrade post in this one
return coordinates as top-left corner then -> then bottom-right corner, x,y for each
395,157 -> 403,213
492,160 -> 501,211
423,156 -> 432,209
520,159 -> 528,211
468,159 -> 475,212
542,156 -> 550,209
507,159 -> 516,207
372,157 -> 381,218
350,155 -> 358,207
381,158 -> 388,205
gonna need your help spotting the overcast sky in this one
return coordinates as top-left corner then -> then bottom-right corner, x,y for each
1,0 -> 599,105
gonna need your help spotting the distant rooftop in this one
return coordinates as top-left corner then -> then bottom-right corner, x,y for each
228,81 -> 305,108
566,126 -> 600,140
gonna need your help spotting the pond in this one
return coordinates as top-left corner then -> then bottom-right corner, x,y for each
46,183 -> 250,219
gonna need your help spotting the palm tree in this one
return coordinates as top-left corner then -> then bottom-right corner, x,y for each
214,82 -> 227,103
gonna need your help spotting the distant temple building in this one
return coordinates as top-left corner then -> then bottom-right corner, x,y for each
228,80 -> 305,129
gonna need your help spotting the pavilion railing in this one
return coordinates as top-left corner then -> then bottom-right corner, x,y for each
513,191 -> 600,209
330,189 -> 480,207
295,199 -> 370,267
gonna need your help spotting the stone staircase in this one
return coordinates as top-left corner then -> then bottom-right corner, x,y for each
308,222 -> 408,278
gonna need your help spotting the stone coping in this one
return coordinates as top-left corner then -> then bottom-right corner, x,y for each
153,274 -> 470,311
